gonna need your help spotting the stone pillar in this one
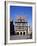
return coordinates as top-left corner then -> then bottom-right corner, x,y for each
25,31 -> 26,35
22,32 -> 23,36
19,32 -> 20,35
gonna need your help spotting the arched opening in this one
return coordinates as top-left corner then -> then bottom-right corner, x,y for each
17,32 -> 19,35
20,32 -> 22,35
23,32 -> 25,35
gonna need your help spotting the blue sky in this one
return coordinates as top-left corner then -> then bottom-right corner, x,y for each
10,6 -> 32,26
